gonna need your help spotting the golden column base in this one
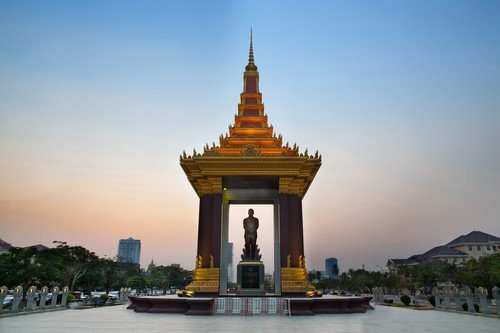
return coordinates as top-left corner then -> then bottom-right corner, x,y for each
186,268 -> 220,293
281,267 -> 315,293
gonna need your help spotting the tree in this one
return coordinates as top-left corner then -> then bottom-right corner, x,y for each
460,253 -> 500,298
51,241 -> 99,292
78,257 -> 120,293
98,258 -> 120,293
116,261 -> 141,287
338,272 -> 350,291
146,267 -> 169,294
437,262 -> 460,285
332,264 -> 340,278
0,246 -> 63,305
380,273 -> 400,293
126,275 -> 146,291
314,277 -> 338,291
78,261 -> 102,294
307,270 -> 322,283
414,263 -> 438,293
146,265 -> 193,293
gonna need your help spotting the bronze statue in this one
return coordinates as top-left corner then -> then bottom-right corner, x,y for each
243,208 -> 259,259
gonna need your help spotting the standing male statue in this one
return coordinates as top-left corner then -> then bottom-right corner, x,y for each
243,208 -> 259,259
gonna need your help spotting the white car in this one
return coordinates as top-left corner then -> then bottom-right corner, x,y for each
2,295 -> 13,308
107,291 -> 119,300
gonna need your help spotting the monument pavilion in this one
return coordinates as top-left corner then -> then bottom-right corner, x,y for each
180,33 -> 321,296
128,34 -> 373,314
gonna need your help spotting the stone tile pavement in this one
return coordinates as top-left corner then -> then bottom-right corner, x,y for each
0,304 -> 499,333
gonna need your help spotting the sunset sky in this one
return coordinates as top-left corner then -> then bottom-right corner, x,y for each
1,1 -> 499,272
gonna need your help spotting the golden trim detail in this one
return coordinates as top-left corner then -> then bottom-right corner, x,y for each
186,267 -> 220,293
187,255 -> 220,293
281,267 -> 314,293
281,254 -> 314,293
180,156 -> 321,197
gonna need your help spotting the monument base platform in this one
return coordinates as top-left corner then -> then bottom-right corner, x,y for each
289,296 -> 373,315
127,296 -> 213,315
127,295 -> 373,315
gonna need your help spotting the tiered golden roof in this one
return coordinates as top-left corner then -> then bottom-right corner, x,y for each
180,32 -> 321,197
193,30 -> 301,158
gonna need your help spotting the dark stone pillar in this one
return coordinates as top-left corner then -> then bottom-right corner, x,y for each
197,194 -> 212,268
288,194 -> 304,267
196,193 -> 222,268
279,193 -> 305,267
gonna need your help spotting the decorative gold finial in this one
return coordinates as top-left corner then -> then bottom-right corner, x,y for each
196,255 -> 202,269
246,28 -> 257,71
287,254 -> 291,268
249,27 -> 254,63
298,254 -> 303,268
209,254 -> 214,268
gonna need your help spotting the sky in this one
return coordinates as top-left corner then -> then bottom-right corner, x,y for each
1,1 -> 499,272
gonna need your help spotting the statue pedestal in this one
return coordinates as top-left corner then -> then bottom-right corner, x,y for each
236,260 -> 265,295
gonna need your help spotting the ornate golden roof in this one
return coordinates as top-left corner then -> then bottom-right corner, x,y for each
180,32 -> 321,197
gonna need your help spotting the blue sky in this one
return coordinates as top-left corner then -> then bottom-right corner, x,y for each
1,1 -> 499,271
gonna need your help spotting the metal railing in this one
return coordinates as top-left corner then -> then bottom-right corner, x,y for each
212,297 -> 291,316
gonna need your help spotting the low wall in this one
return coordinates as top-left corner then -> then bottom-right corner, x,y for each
372,286 -> 500,317
0,286 -> 133,315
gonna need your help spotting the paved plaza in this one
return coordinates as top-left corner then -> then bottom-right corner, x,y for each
1,304 -> 499,333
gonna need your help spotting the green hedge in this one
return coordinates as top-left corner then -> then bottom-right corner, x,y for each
400,295 -> 411,306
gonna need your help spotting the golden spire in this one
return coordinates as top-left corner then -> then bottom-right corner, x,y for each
246,28 -> 257,71
249,28 -> 254,64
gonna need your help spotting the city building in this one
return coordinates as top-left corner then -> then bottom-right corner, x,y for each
325,257 -> 339,279
117,238 -> 141,265
264,272 -> 274,292
387,231 -> 500,273
227,242 -> 234,283
445,231 -> 500,260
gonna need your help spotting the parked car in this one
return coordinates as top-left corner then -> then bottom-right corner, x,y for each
2,295 -> 13,309
107,291 -> 119,300
41,293 -> 62,305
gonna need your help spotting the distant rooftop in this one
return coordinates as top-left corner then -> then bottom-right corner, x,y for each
0,239 -> 13,250
24,244 -> 49,251
388,258 -> 419,265
421,245 -> 468,259
0,239 -> 49,251
446,231 -> 500,247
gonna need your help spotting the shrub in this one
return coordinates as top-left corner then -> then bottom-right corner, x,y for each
428,295 -> 436,307
400,295 -> 411,306
383,299 -> 393,304
99,294 -> 109,302
461,303 -> 480,313
67,294 -> 77,303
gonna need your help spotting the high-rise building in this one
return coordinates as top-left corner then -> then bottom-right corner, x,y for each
227,242 -> 234,283
117,238 -> 141,265
325,257 -> 339,279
